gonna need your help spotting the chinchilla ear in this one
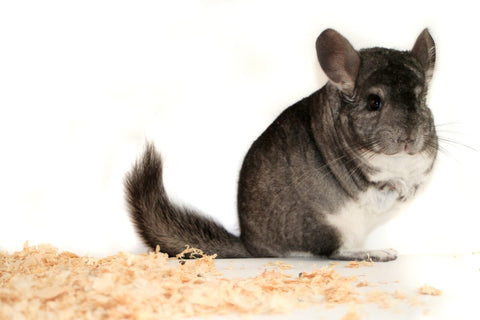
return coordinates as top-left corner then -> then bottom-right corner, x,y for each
411,28 -> 436,83
316,29 -> 360,96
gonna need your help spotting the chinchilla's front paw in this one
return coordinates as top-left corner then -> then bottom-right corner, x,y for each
329,248 -> 398,262
377,180 -> 413,202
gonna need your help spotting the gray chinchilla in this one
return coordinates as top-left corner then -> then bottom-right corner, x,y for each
124,28 -> 437,262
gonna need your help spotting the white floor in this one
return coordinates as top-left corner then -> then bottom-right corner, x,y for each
199,254 -> 480,319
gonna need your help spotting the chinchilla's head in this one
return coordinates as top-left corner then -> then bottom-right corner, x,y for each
316,29 -> 437,158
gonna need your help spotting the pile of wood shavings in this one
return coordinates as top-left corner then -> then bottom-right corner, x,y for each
418,284 -> 442,296
0,243 -> 439,319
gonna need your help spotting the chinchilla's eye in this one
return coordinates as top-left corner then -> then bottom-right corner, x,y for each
367,94 -> 383,111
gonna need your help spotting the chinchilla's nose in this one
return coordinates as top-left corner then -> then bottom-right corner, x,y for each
396,127 -> 420,154
399,138 -> 416,153
398,130 -> 422,154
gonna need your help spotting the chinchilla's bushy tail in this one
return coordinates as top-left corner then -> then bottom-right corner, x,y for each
124,143 -> 250,258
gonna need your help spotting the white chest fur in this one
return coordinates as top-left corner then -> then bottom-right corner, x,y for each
366,153 -> 434,189
326,152 -> 435,250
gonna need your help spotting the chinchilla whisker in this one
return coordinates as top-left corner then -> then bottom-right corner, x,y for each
423,139 -> 454,159
424,143 -> 440,159
435,125 -> 468,140
356,142 -> 381,160
365,152 -> 378,161
435,128 -> 466,135
345,163 -> 363,181
437,136 -> 477,152
281,148 -> 373,202
435,121 -> 463,128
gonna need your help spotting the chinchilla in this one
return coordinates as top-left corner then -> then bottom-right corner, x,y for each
124,28 -> 437,262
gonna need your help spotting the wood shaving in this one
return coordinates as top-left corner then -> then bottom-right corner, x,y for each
365,290 -> 395,309
418,284 -> 442,296
0,243 -> 441,319
341,304 -> 362,320
356,281 -> 369,288
345,261 -> 361,268
344,260 -> 374,268
360,260 -> 375,267
264,261 -> 293,270
393,289 -> 408,300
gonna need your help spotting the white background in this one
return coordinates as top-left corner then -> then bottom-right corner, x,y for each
0,1 -> 478,256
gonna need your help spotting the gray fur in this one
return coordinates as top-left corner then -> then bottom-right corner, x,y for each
124,144 -> 250,258
125,29 -> 438,261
